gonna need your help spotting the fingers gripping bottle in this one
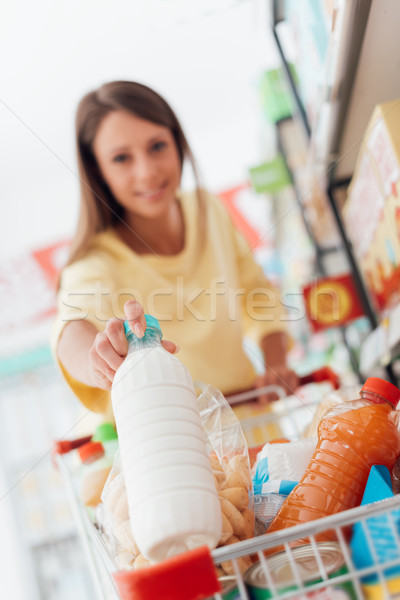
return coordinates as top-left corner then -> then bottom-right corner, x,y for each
267,377 -> 400,551
111,315 -> 222,562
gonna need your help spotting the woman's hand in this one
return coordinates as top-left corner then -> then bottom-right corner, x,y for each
254,366 -> 299,404
88,300 -> 178,390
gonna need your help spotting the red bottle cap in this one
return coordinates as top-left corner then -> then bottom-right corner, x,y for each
361,377 -> 400,408
78,441 -> 105,464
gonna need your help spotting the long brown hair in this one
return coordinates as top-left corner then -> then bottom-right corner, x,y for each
67,80 -> 205,265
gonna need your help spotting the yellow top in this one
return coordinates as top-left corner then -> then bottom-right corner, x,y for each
51,190 -> 287,414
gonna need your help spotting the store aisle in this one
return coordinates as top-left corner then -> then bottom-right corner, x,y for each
1,1 -> 281,598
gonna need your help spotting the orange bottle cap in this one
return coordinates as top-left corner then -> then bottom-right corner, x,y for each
78,441 -> 105,464
361,377 -> 400,408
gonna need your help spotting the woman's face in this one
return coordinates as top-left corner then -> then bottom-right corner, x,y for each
93,110 -> 182,220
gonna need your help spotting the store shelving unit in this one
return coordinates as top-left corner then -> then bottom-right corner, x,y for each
269,0 -> 400,385
274,125 -> 365,380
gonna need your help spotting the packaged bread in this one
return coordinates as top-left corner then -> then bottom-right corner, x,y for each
198,385 -> 256,575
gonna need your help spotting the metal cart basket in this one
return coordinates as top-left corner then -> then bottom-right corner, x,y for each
54,372 -> 400,600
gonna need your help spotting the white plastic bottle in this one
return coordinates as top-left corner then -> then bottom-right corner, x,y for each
111,314 -> 222,562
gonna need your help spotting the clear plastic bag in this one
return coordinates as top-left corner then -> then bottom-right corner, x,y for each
100,452 -> 149,570
197,385 -> 255,575
301,384 -> 362,439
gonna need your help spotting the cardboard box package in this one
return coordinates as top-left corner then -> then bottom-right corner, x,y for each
343,99 -> 400,315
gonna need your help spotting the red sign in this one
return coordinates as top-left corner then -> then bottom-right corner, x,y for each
303,273 -> 365,332
218,183 -> 265,250
0,240 -> 70,334
31,239 -> 71,288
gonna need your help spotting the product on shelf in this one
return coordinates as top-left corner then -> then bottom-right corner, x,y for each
111,315 -> 221,562
343,99 -> 400,315
281,0 -> 334,130
266,377 -> 400,553
301,168 -> 342,248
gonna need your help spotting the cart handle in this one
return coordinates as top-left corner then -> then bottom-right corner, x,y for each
226,365 -> 340,406
113,545 -> 220,600
52,368 -> 340,453
298,366 -> 340,390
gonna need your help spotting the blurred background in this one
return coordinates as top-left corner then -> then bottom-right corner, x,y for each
1,0 -> 278,259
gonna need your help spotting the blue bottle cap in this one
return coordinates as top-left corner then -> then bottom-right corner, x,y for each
144,314 -> 162,333
123,314 -> 162,338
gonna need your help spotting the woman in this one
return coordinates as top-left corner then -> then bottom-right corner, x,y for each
53,80 -> 298,417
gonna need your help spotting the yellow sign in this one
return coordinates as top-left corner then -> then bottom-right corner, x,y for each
303,274 -> 364,332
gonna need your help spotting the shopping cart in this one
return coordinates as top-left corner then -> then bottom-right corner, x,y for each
54,368 -> 400,600
226,366 -> 340,447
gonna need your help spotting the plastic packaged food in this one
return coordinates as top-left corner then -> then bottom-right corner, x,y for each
252,438 -> 316,493
111,314 -> 221,562
266,377 -> 400,551
198,384 -> 255,573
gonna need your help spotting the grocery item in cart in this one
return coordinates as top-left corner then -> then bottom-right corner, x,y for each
391,454 -> 400,493
204,577 -> 240,599
253,494 -> 286,534
101,384 -> 256,573
266,377 -> 400,551
78,440 -> 113,506
253,438 -> 316,493
244,542 -> 357,599
252,438 -> 316,534
56,375 -> 400,600
351,464 -> 400,598
101,465 -> 141,563
111,315 -> 222,562
198,386 -> 255,553
362,579 -> 400,600
101,447 -> 254,573
92,422 -> 119,459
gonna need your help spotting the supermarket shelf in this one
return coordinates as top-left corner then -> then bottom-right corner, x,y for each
269,0 -> 400,386
326,178 -> 377,328
275,120 -> 346,273
327,179 -> 398,385
272,25 -> 311,140
274,123 -> 363,382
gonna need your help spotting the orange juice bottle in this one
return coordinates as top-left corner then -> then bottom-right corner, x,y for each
266,377 -> 400,551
